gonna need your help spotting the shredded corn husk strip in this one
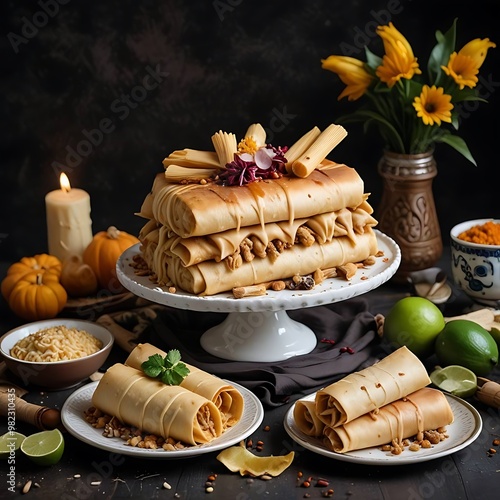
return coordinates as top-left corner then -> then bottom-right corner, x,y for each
292,124 -> 347,178
162,149 -> 220,169
284,126 -> 321,170
244,123 -> 267,148
165,165 -> 217,182
232,284 -> 267,299
212,130 -> 238,168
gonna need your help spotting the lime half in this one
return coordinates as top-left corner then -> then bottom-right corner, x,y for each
430,365 -> 478,398
20,428 -> 64,466
0,432 -> 26,459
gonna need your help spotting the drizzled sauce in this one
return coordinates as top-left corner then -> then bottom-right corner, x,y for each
404,394 -> 425,434
359,384 -> 379,411
246,182 -> 266,232
276,177 -> 295,226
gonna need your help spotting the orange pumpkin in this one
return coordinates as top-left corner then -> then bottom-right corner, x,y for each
60,255 -> 99,297
83,226 -> 139,292
1,253 -> 62,301
8,271 -> 68,321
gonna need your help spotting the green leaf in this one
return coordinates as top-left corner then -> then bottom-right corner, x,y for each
160,361 -> 190,385
364,46 -> 382,72
339,109 -> 406,152
435,132 -> 477,165
141,354 -> 165,378
140,350 -> 190,385
165,349 -> 182,367
161,370 -> 183,386
428,18 -> 457,85
451,87 -> 488,103
404,79 -> 423,101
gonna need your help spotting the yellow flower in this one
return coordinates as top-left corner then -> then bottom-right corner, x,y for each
376,22 -> 422,87
321,55 -> 373,101
320,19 -> 492,164
413,85 -> 453,126
441,38 -> 496,89
238,136 -> 258,155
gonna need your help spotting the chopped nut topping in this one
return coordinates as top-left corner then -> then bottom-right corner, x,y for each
313,268 -> 324,284
296,226 -> 315,246
225,251 -> 243,270
266,241 -> 280,262
84,406 -> 187,451
271,280 -> 286,291
240,238 -> 255,262
22,481 -> 32,494
336,262 -> 357,280
251,236 -> 267,258
380,426 -> 449,455
287,274 -> 315,290
363,255 -> 377,266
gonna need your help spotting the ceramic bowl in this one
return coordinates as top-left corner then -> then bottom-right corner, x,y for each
450,218 -> 500,306
0,318 -> 114,390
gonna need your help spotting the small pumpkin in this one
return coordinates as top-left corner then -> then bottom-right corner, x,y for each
83,226 -> 139,292
8,271 -> 68,321
60,255 -> 99,297
1,253 -> 62,301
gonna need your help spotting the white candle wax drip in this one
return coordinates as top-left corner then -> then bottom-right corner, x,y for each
45,173 -> 93,261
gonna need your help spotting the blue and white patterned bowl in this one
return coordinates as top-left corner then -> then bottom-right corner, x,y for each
450,219 -> 500,307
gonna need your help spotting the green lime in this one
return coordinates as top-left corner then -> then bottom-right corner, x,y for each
20,428 -> 64,466
383,297 -> 446,358
429,365 -> 478,398
0,432 -> 26,459
435,319 -> 499,377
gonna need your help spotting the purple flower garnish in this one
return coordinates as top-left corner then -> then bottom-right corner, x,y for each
218,144 -> 289,186
219,154 -> 259,186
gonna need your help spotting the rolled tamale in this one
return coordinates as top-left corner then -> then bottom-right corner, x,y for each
125,343 -> 244,427
143,163 -> 366,239
162,228 -> 378,295
92,363 -> 223,445
323,387 -> 454,453
293,399 -> 325,437
156,205 -> 377,267
315,346 -> 431,427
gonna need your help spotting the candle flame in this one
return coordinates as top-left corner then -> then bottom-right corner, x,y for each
60,172 -> 71,193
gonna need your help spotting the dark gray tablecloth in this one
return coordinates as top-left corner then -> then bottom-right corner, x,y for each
98,298 -> 383,407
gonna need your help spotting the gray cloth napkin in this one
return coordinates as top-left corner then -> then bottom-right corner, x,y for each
98,298 -> 382,407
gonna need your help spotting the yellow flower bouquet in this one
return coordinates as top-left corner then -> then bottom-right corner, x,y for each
321,19 -> 495,165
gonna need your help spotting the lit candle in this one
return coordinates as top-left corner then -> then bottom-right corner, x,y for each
45,173 -> 93,261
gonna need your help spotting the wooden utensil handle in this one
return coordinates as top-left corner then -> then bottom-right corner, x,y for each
0,392 -> 61,430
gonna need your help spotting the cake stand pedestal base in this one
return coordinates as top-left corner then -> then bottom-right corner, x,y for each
199,310 -> 317,362
116,233 -> 400,363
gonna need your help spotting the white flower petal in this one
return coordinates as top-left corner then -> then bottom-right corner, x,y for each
255,149 -> 273,169
239,153 -> 254,162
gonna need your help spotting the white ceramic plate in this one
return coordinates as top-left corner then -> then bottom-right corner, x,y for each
283,392 -> 482,465
116,230 -> 401,313
61,380 -> 264,459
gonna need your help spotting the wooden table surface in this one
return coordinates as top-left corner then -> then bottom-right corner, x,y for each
1,257 -> 499,500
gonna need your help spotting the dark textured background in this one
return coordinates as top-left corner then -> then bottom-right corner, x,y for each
1,0 -> 498,261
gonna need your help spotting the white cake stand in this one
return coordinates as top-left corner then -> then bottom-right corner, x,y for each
116,231 -> 400,362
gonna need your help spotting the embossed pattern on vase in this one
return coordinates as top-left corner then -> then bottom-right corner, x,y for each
377,151 -> 443,280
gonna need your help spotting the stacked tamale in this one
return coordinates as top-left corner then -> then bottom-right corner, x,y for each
293,346 -> 454,453
136,123 -> 379,296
